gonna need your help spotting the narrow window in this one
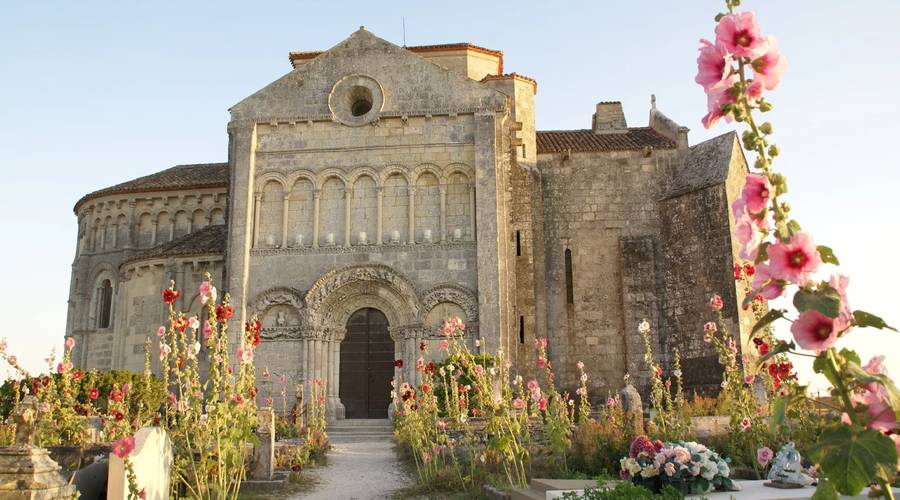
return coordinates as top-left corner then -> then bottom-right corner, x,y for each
519,315 -> 525,344
98,280 -> 113,328
565,248 -> 574,305
515,230 -> 522,256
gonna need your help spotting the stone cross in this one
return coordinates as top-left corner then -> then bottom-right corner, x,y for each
250,407 -> 275,480
619,382 -> 644,437
11,395 -> 38,448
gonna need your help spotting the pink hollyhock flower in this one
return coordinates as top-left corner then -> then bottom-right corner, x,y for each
513,398 -> 525,410
862,385 -> 897,432
829,274 -> 853,332
234,394 -> 244,405
740,417 -> 751,431
767,231 -> 821,286
112,435 -> 136,458
702,75 -> 739,129
537,356 -> 546,368
752,36 -> 787,91
473,364 -> 485,375
709,295 -> 724,311
715,11 -> 767,58
577,361 -> 585,370
202,321 -> 213,341
439,339 -> 449,350
538,398 -> 548,411
189,316 -> 200,331
607,397 -> 617,407
236,346 -> 253,364
526,379 -> 539,391
744,374 -> 756,385
122,383 -> 131,394
65,337 -> 75,350
791,310 -> 838,351
159,344 -> 171,361
437,419 -> 446,430
757,447 -> 774,466
576,387 -> 587,396
864,355 -> 886,375
442,322 -> 453,336
695,39 -> 733,90
199,281 -> 217,305
741,174 -> 772,214
703,321 -> 718,334
746,80 -> 764,104
751,263 -> 785,300
156,326 -> 166,337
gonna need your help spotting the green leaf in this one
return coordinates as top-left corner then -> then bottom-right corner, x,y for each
837,348 -> 862,366
787,219 -> 802,235
794,287 -> 841,318
809,424 -> 898,495
843,360 -> 900,415
811,478 -> 839,500
769,394 -> 786,433
757,341 -> 794,366
754,241 -> 770,264
816,245 -> 840,266
853,310 -> 898,332
751,309 -> 787,335
812,354 -> 840,388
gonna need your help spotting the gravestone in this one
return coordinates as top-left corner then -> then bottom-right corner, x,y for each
0,396 -> 75,499
251,407 -> 275,480
619,382 -> 644,436
107,427 -> 172,500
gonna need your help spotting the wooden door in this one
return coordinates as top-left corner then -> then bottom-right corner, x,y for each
340,308 -> 393,418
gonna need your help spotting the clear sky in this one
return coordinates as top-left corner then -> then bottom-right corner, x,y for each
1,1 -> 898,389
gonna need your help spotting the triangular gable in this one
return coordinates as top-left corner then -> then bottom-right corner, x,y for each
229,28 -> 507,121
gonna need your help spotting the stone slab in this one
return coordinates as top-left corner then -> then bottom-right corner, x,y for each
107,427 -> 172,500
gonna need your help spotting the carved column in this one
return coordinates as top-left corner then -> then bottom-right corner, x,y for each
150,221 -> 158,246
439,185 -> 447,242
312,189 -> 321,248
314,336 -> 323,381
253,193 -> 262,248
99,224 -> 106,250
408,187 -> 416,244
303,336 -> 312,382
468,183 -> 477,241
281,193 -> 290,247
376,186 -> 384,245
125,200 -> 136,248
168,220 -> 175,242
344,189 -> 352,247
111,223 -> 118,249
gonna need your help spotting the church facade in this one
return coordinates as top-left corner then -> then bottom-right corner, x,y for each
66,29 -> 752,419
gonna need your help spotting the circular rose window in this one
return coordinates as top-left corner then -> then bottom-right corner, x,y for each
328,75 -> 384,126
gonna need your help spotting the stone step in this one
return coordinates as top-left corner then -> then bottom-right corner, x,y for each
509,487 -> 544,500
329,418 -> 392,427
531,479 -> 598,493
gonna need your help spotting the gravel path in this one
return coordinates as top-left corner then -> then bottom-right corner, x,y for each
288,421 -> 411,500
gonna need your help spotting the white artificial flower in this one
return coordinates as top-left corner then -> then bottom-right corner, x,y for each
638,320 -> 651,334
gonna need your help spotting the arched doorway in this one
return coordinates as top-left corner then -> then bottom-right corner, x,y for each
340,308 -> 393,418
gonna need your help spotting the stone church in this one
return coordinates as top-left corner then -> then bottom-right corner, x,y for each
66,28 -> 752,419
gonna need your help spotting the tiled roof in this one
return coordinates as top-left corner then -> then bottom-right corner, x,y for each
290,42 -> 502,62
74,163 -> 229,213
663,132 -> 739,200
123,224 -> 227,265
289,42 -> 504,72
480,73 -> 537,94
536,128 -> 677,154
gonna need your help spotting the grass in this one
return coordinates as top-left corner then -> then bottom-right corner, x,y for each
237,472 -> 321,500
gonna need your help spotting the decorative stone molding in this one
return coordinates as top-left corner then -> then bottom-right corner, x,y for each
250,240 -> 474,256
249,286 -> 305,314
421,283 -> 480,322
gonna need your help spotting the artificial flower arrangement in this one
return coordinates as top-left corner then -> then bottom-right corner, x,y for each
620,435 -> 739,495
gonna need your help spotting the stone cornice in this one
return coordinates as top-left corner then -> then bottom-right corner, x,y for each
250,240 -> 475,257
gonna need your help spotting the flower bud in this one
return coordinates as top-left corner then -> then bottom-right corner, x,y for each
759,122 -> 773,135
768,145 -> 779,157
759,101 -> 773,112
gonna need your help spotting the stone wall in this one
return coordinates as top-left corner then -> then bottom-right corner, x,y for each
536,147 -> 683,395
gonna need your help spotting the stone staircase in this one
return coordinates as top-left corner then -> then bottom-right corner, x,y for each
326,418 -> 394,444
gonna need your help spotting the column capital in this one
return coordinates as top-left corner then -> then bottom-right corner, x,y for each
283,193 -> 291,201
313,189 -> 322,199
254,192 -> 263,201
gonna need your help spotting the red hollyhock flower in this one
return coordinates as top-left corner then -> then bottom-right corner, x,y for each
422,383 -> 430,393
72,370 -> 83,380
162,289 -> 180,304
419,341 -> 426,351
110,390 -> 124,403
426,362 -> 435,374
393,359 -> 404,368
113,410 -> 125,421
743,263 -> 756,277
216,304 -> 234,321
733,264 -> 743,281
89,388 -> 99,400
